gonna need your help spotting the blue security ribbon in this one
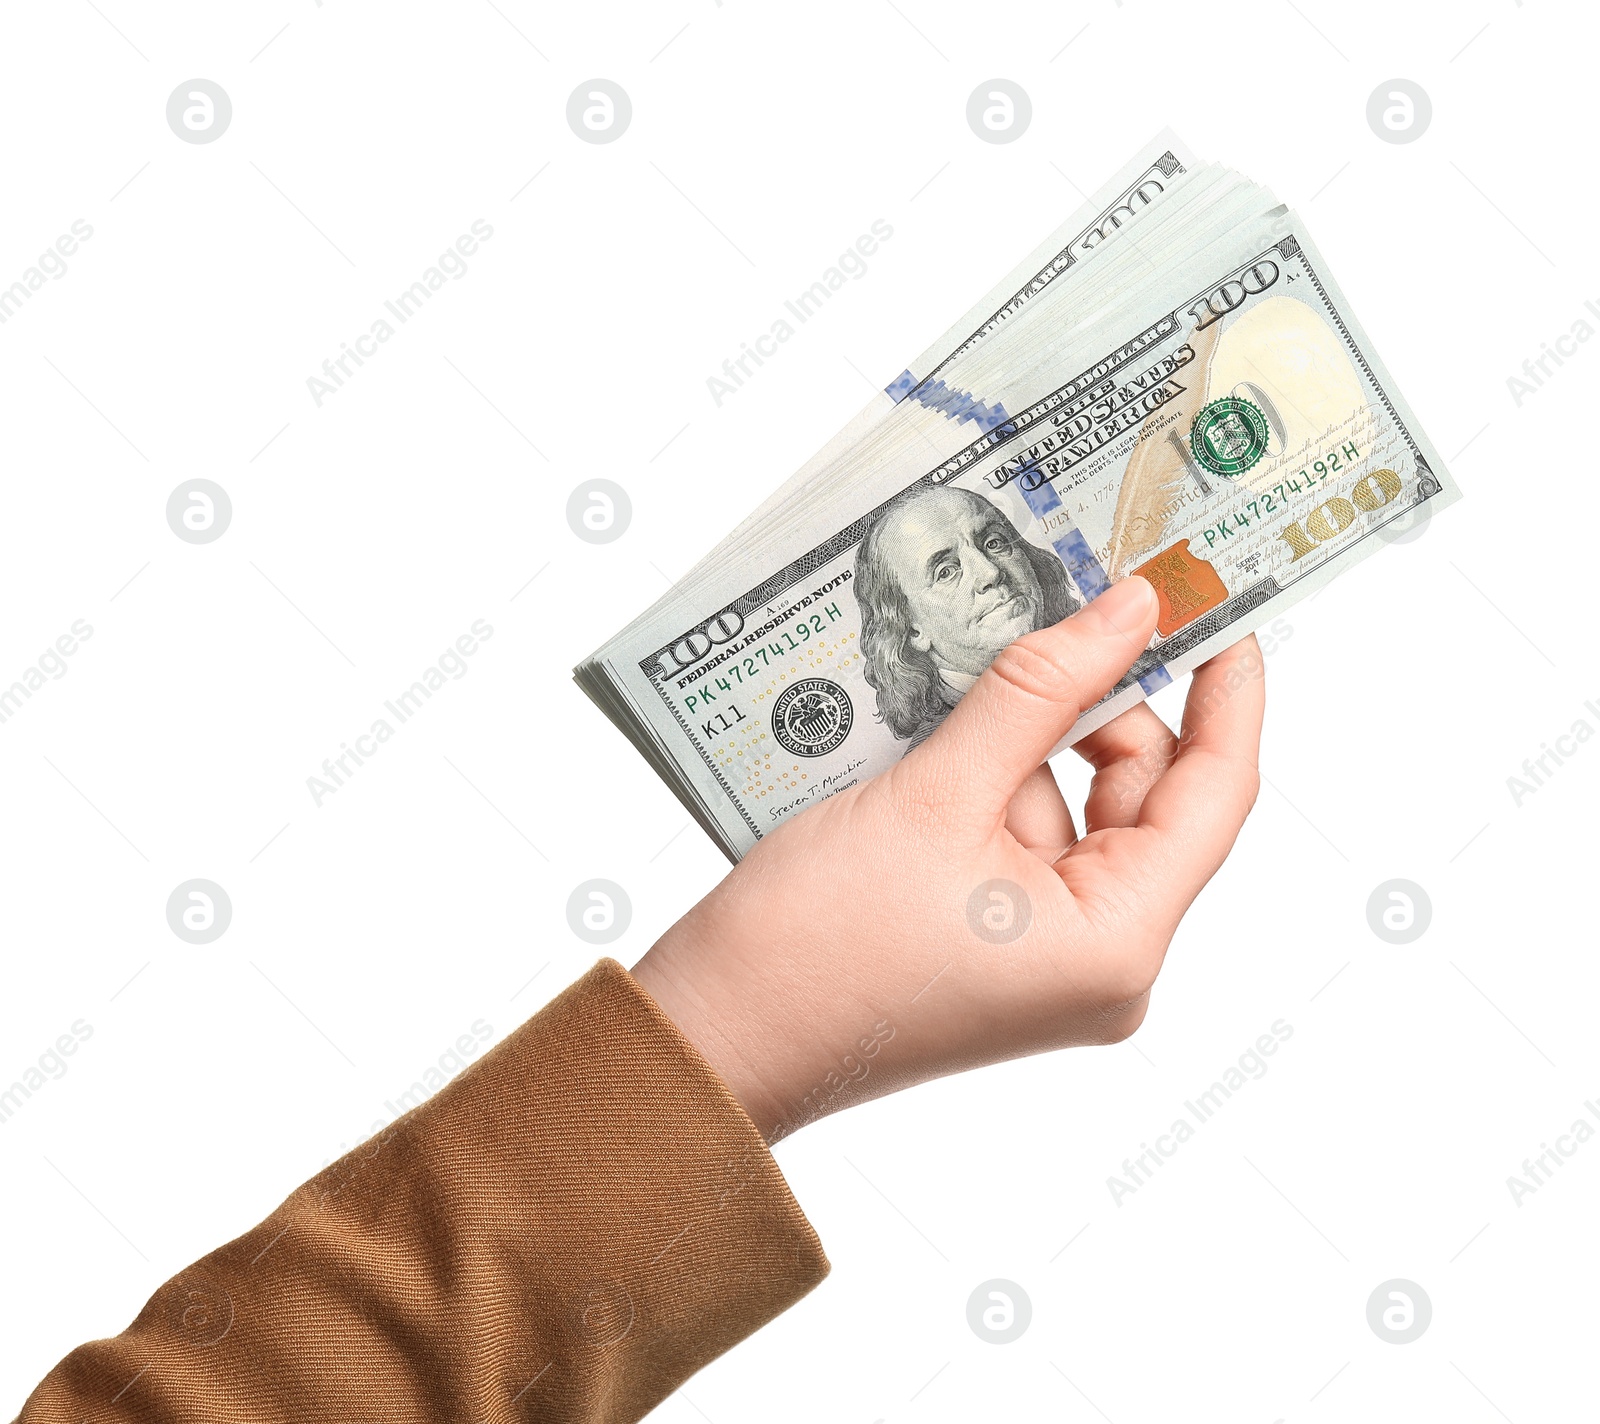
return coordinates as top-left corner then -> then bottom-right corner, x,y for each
1015,464 -> 1171,696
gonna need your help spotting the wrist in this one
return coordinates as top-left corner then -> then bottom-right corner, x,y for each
630,915 -> 796,1145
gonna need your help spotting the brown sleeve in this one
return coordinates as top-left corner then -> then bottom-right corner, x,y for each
14,958 -> 829,1423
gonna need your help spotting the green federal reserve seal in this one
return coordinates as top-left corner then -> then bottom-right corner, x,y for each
1190,396 -> 1270,478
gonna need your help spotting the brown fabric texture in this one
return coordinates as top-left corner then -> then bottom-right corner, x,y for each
15,958 -> 830,1423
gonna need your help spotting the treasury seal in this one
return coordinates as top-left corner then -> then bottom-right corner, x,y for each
1190,396 -> 1270,478
771,678 -> 853,757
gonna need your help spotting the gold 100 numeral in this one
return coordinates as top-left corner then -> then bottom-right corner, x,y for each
1277,467 -> 1402,561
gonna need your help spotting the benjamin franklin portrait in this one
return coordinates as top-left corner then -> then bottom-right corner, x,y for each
854,484 -> 1080,752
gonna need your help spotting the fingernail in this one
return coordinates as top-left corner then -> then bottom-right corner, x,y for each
1083,577 -> 1156,637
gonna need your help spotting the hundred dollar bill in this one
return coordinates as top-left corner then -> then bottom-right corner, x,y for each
579,207 -> 1459,861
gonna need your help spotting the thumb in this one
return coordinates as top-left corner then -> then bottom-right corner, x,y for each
905,576 -> 1159,823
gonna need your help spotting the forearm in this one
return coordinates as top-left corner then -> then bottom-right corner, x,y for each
15,961 -> 827,1424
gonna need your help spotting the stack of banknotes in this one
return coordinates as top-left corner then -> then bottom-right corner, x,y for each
575,131 -> 1460,862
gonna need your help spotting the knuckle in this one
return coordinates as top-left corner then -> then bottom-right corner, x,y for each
884,758 -> 952,837
898,788 -> 947,838
988,630 -> 1079,708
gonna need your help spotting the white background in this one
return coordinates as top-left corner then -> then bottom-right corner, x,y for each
1,1 -> 1594,1420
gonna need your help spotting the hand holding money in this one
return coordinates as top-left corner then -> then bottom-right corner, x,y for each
632,577 -> 1266,1144
578,130 -> 1457,860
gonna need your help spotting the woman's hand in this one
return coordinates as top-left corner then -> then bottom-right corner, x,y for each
632,576 -> 1265,1142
